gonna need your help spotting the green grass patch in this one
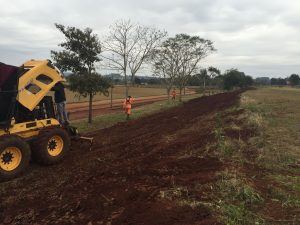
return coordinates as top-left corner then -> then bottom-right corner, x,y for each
270,187 -> 300,208
215,170 -> 265,225
214,113 -> 234,158
159,186 -> 209,209
270,175 -> 300,192
219,203 -> 265,225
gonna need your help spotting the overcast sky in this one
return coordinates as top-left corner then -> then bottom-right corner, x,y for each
0,0 -> 299,77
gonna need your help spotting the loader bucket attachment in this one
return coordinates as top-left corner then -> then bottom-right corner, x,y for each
64,125 -> 94,151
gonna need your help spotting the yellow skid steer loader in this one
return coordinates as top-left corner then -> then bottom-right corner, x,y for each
0,60 -> 81,181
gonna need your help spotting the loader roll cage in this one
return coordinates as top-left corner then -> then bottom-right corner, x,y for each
0,60 -> 64,129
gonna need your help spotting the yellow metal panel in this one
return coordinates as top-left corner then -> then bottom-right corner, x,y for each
0,119 -> 60,139
17,60 -> 64,111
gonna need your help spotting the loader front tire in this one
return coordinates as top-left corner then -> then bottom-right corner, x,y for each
31,127 -> 70,165
0,135 -> 31,182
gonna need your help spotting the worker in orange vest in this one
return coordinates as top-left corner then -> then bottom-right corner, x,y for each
171,88 -> 176,101
123,96 -> 134,120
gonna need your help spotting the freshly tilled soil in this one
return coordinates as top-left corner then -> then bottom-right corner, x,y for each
0,91 -> 243,225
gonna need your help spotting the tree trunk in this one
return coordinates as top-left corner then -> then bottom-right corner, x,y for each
88,92 -> 93,123
203,77 -> 206,95
110,87 -> 113,109
126,85 -> 129,98
179,87 -> 182,102
131,75 -> 135,87
167,88 -> 171,102
124,68 -> 129,98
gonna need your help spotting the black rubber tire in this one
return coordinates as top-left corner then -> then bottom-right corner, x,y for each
31,127 -> 70,165
0,135 -> 31,182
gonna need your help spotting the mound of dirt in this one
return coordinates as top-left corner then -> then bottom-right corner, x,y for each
0,91 -> 243,225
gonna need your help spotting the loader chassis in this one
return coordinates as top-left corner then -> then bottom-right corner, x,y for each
0,60 -> 76,181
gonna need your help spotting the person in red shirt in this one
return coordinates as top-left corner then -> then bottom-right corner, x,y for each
123,96 -> 134,120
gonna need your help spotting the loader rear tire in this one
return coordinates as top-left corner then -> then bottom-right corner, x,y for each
31,127 -> 70,165
0,135 -> 31,182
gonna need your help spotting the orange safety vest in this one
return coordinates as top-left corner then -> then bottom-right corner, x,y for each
171,90 -> 176,97
123,97 -> 134,114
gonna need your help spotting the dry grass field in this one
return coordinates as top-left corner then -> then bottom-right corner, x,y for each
242,87 -> 300,165
237,87 -> 300,224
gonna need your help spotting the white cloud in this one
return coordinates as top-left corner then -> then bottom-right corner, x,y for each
0,0 -> 299,77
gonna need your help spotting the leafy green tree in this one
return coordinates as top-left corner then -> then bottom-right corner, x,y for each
187,75 -> 201,86
223,69 -> 241,90
289,74 -> 300,86
223,69 -> 253,90
270,78 -> 287,86
51,23 -> 111,123
69,73 -> 111,120
208,66 -> 221,79
154,34 -> 215,101
175,34 -> 216,100
244,75 -> 254,86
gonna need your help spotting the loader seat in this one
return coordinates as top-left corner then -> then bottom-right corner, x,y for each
0,62 -> 19,128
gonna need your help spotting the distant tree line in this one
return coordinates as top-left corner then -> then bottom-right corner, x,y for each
106,75 -> 163,86
255,74 -> 300,86
186,68 -> 254,91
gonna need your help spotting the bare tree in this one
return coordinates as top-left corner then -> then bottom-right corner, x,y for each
103,19 -> 166,97
102,20 -> 136,97
128,26 -> 166,85
152,46 -> 179,101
